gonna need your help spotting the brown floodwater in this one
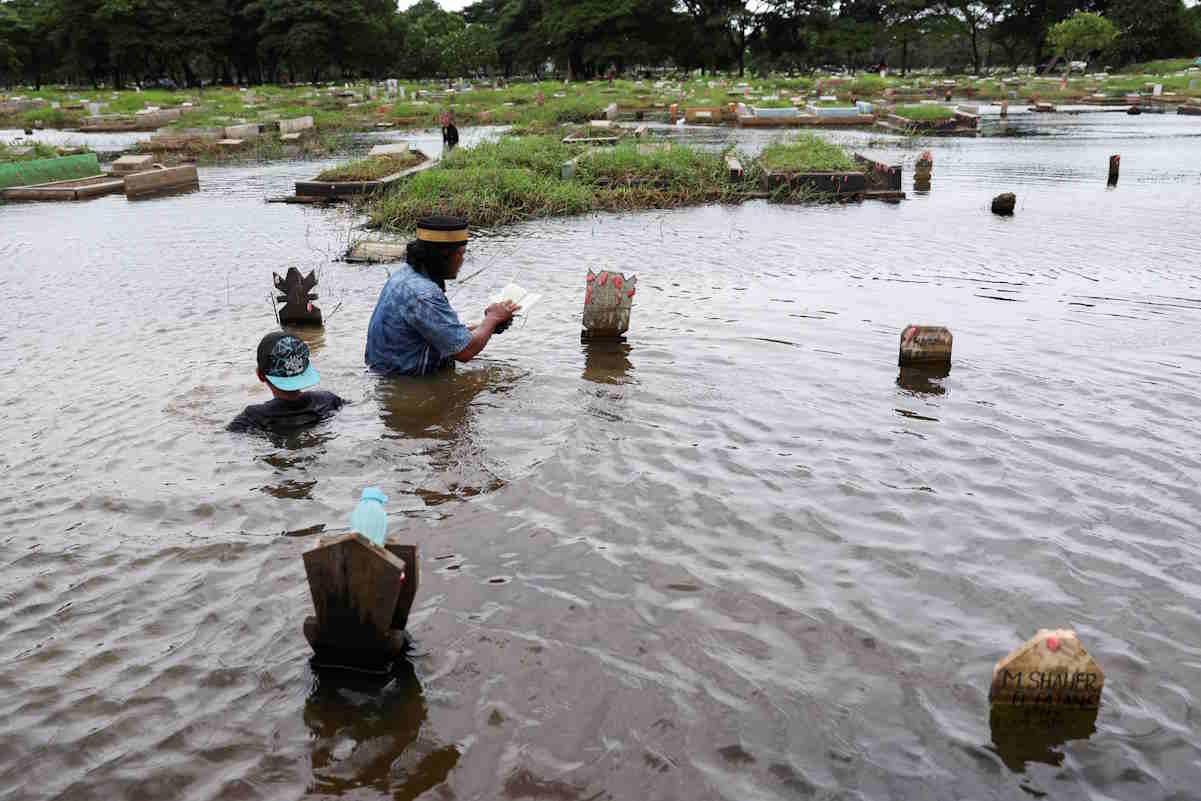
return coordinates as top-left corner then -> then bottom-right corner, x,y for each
3,114 -> 1201,801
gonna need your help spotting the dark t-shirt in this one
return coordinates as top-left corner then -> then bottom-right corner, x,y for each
442,123 -> 459,150
227,390 -> 345,434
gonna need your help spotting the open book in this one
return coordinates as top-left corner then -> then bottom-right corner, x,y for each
465,283 -> 541,330
489,283 -> 542,316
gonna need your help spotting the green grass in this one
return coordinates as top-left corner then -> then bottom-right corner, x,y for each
757,135 -> 858,173
363,131 -> 862,230
893,105 -> 956,121
368,166 -> 595,229
315,152 -> 423,182
1125,59 -> 1198,75
440,135 -> 581,177
850,75 -> 887,95
0,141 -> 64,162
578,143 -> 720,187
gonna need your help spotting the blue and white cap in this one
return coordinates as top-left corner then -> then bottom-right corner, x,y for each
256,332 -> 320,391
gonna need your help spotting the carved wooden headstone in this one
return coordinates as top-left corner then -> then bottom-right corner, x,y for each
990,628 -> 1105,707
582,270 -> 636,340
302,533 -> 420,670
899,325 -> 952,367
274,267 -> 322,326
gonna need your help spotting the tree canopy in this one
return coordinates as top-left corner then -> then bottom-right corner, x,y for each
1,0 -> 1198,88
1047,10 -> 1117,63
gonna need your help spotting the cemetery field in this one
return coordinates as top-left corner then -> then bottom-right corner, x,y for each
3,100 -> 1201,801
4,63 -> 1200,147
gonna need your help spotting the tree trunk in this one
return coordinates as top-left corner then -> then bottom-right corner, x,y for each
902,36 -> 909,76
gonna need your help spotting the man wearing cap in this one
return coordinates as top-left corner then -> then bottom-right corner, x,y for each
228,332 -> 345,434
365,215 -> 517,377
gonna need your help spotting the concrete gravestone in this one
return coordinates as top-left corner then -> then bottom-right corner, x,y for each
582,270 -> 636,340
898,325 -> 951,367
990,629 -> 1104,707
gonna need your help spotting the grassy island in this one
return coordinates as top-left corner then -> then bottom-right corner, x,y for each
315,151 -> 424,182
366,132 -> 869,230
893,105 -> 956,122
757,135 -> 859,172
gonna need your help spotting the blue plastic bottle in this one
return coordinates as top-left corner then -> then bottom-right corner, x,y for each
350,487 -> 388,546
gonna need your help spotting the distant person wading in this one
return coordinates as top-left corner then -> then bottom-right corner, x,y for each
441,111 -> 459,152
364,216 -> 517,377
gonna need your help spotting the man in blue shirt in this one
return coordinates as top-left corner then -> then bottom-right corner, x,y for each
365,216 -> 517,376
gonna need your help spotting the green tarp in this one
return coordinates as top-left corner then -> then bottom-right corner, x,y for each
0,153 -> 101,190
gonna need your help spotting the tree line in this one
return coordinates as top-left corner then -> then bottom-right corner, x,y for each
2,0 -> 1199,89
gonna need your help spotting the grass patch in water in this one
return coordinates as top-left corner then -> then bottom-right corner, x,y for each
0,141 -> 65,162
365,132 -> 866,229
315,152 -> 423,182
757,135 -> 857,173
440,135 -> 581,177
369,165 -> 594,229
893,105 -> 956,121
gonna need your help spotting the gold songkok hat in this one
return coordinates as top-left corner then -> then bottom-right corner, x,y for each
416,215 -> 469,244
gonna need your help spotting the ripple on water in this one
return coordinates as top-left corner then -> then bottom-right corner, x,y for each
2,114 -> 1201,800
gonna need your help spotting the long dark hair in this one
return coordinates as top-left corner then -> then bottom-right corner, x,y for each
405,239 -> 461,291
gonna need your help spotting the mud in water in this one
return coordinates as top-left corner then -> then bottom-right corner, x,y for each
2,115 -> 1201,800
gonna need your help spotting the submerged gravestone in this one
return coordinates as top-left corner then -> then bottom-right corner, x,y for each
274,267 -> 322,326
899,325 -> 952,367
991,192 -> 1016,215
990,629 -> 1104,707
582,270 -> 636,340
302,533 -> 420,672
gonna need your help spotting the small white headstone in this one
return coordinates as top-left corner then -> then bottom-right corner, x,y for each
1153,84 -> 1163,96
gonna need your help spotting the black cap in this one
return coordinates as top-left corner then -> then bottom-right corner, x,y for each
256,331 -> 320,391
416,215 -> 468,244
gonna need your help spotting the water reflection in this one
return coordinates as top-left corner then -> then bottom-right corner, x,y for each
305,660 -> 460,798
988,704 -> 1099,772
287,326 -> 326,355
376,367 -> 511,504
581,341 -> 634,385
896,365 -> 950,396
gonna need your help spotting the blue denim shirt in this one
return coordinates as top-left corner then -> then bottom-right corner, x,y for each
365,265 -> 472,376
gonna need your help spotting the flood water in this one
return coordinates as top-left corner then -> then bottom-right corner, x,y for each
3,113 -> 1201,801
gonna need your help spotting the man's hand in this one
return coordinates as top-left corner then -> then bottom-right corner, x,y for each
458,301 -> 520,361
485,300 -> 520,324
485,299 -> 518,331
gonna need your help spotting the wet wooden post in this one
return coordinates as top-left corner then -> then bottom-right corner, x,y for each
274,267 -> 322,326
582,270 -> 637,341
302,533 -> 421,671
1000,100 -> 1008,119
1108,154 -> 1120,187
